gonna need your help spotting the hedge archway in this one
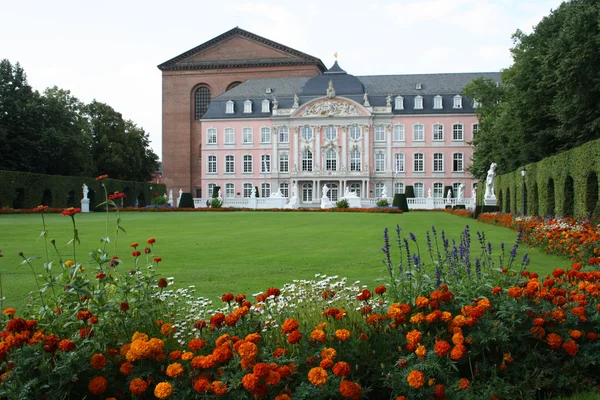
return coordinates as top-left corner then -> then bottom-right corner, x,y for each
505,188 -> 511,213
41,189 -> 53,207
586,172 -> 598,218
532,183 -> 539,216
13,188 -> 25,209
563,176 -> 574,217
547,179 -> 555,217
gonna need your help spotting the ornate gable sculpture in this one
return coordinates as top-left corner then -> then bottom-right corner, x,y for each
301,100 -> 361,117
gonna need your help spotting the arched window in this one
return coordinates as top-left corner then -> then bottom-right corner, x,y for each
243,183 -> 253,198
226,81 -> 242,91
279,183 -> 289,197
301,126 -> 313,141
433,124 -> 444,141
325,126 -> 337,140
350,149 -> 361,171
350,182 -> 361,197
394,182 -> 404,194
194,86 -> 211,120
302,150 -> 313,171
225,183 -> 235,198
433,95 -> 443,109
302,183 -> 313,202
433,182 -> 444,198
279,153 -> 289,173
414,182 -> 424,198
349,125 -> 361,140
325,149 -> 337,171
261,183 -> 271,197
375,183 -> 385,197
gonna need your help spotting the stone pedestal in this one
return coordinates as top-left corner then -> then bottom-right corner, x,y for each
81,198 -> 90,213
484,196 -> 497,206
346,197 -> 362,208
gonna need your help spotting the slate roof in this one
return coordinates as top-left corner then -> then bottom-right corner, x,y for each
158,27 -> 326,71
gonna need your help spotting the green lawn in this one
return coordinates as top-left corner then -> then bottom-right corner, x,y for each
0,211 -> 570,311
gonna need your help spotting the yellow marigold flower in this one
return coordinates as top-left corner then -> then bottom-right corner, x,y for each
166,362 -> 185,378
410,312 -> 425,324
335,329 -> 351,341
154,382 -> 173,399
308,367 -> 328,386
441,311 -> 452,322
132,332 -> 149,342
415,344 -> 427,359
320,347 -> 337,361
126,339 -> 151,361
65,260 -> 74,267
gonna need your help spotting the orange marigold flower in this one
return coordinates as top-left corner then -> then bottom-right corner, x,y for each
375,285 -> 387,295
166,362 -> 185,378
360,333 -> 369,341
396,397 -> 407,400
562,340 -> 578,356
158,277 -> 168,288
287,330 -> 302,344
253,363 -> 271,379
281,319 -> 299,333
265,370 -> 281,386
2,308 -> 16,316
569,330 -> 583,340
90,354 -> 107,370
434,340 -> 451,357
273,347 -> 287,358
194,378 -> 211,393
507,286 -> 523,298
320,358 -> 334,369
533,318 -> 544,326
410,312 -> 426,324
406,330 -> 422,345
58,339 -> 76,352
415,344 -> 427,359
450,345 -> 466,360
189,338 -> 206,351
356,289 -> 371,301
452,331 -> 465,345
211,381 -> 227,396
311,329 -> 326,342
415,296 -> 429,308
434,383 -> 445,397
587,332 -> 598,342
546,333 -> 563,349
321,347 -> 337,361
275,395 -> 291,400
88,376 -> 107,395
333,361 -> 351,377
154,382 -> 173,399
245,333 -> 261,343
308,367 -> 328,386
340,380 -> 362,400
458,378 -> 470,389
221,292 -> 234,303
120,361 -> 133,376
530,326 -> 546,339
160,323 -> 176,336
491,286 -> 502,295
335,329 -> 351,341
441,311 -> 452,322
552,268 -> 565,278
182,351 -> 193,361
407,370 -> 425,389
242,373 -> 260,390
129,377 -> 148,395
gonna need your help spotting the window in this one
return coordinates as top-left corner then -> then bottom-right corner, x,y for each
413,124 -> 424,141
350,183 -> 361,197
301,126 -> 313,141
225,100 -> 234,114
453,124 -> 464,141
350,149 -> 361,171
453,95 -> 462,109
207,128 -> 217,144
433,182 -> 444,198
260,127 -> 271,143
325,149 -> 337,171
328,183 -> 339,201
279,183 -> 289,197
242,127 -> 253,144
225,183 -> 234,198
414,96 -> 423,110
261,155 -> 271,173
453,182 -> 461,198
302,183 -> 313,202
375,153 -> 385,172
225,155 -> 234,173
433,153 -> 444,172
433,95 -> 443,109
394,96 -> 404,110
207,183 -> 216,198
393,125 -> 405,141
375,183 -> 385,197
325,126 -> 337,140
207,155 -> 217,173
349,125 -> 361,140
472,124 -> 479,134
433,124 -> 444,141
261,99 -> 270,113
224,127 -> 234,144
279,153 -> 289,173
279,126 -> 289,143
414,182 -> 424,198
394,182 -> 404,194
394,153 -> 405,173
243,155 -> 253,173
244,100 -> 252,113
453,153 -> 464,172
473,99 -> 480,108
414,153 -> 424,172
195,87 -> 211,119
302,150 -> 313,172
243,183 -> 253,198
261,183 -> 271,198
374,126 -> 385,141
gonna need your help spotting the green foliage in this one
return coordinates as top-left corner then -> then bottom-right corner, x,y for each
0,169 -> 165,209
336,199 -> 349,208
376,198 -> 389,207
212,186 -> 220,198
210,198 -> 223,208
150,194 -> 167,205
178,193 -> 194,208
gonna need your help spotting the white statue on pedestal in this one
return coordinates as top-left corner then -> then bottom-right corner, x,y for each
427,188 -> 432,198
446,189 -> 452,202
381,185 -> 388,199
168,190 -> 174,207
217,189 -> 223,201
177,188 -> 183,207
458,183 -> 465,201
251,187 -> 257,198
82,184 -> 89,200
284,185 -> 299,209
270,188 -> 284,198
322,184 -> 329,200
81,183 -> 90,212
485,163 -> 497,198
292,94 -> 299,108
363,92 -> 370,107
343,187 -> 358,198
386,94 -> 392,107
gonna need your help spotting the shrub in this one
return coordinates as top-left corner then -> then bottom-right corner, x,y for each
376,198 -> 390,207
394,193 -> 409,212
336,199 -> 349,208
178,193 -> 194,208
150,194 -> 167,205
210,198 -> 223,208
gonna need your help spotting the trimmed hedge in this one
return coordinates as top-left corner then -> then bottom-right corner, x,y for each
494,138 -> 600,218
0,170 -> 165,210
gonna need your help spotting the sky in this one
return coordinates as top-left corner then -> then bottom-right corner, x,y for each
0,0 -> 564,161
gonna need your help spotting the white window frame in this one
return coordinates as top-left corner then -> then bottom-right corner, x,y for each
261,99 -> 270,113
225,183 -> 235,198
279,126 -> 289,143
207,155 -> 217,174
394,96 -> 404,110
243,183 -> 253,198
375,183 -> 385,197
243,154 -> 253,173
350,149 -> 361,172
453,95 -> 463,109
414,182 -> 425,198
394,152 -> 405,173
207,128 -> 217,145
433,95 -> 443,109
242,127 -> 253,144
224,127 -> 235,144
393,124 -> 405,141
413,153 -> 424,172
225,100 -> 234,114
302,182 -> 313,202
413,124 -> 424,141
433,124 -> 444,141
453,123 -> 464,141
302,149 -> 313,172
279,152 -> 289,173
260,127 -> 271,144
374,126 -> 385,142
279,183 -> 289,197
261,154 -> 271,173
453,152 -> 464,172
433,152 -> 444,172
414,96 -> 423,110
349,125 -> 361,140
207,183 -> 217,198
394,182 -> 405,194
433,182 -> 444,198
325,149 -> 337,171
243,100 -> 252,113
472,123 -> 479,134
301,126 -> 313,141
453,182 -> 461,198
225,154 -> 235,174
325,126 -> 337,141
349,182 -> 361,197
375,153 -> 385,172
261,182 -> 271,198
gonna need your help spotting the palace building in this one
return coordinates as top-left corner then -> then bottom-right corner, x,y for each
158,27 -> 500,205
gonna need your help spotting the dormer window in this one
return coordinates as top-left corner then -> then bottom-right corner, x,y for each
261,99 -> 270,113
244,100 -> 252,113
433,95 -> 443,109
473,99 -> 480,108
394,96 -> 404,110
225,100 -> 234,114
415,83 -> 422,90
414,96 -> 423,110
453,95 -> 463,109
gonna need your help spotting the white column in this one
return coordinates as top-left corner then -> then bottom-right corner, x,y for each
341,126 -> 347,170
314,126 -> 321,170
272,128 -> 278,171
293,127 -> 299,171
363,125 -> 370,175
386,125 -> 392,172
313,179 -> 317,203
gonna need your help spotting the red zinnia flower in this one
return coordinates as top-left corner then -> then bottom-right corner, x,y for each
95,174 -> 109,181
147,238 -> 156,244
33,205 -> 48,212
375,285 -> 386,295
154,257 -> 162,263
158,278 -> 168,288
108,192 -> 125,200
61,207 -> 81,216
